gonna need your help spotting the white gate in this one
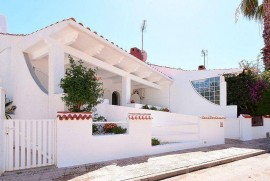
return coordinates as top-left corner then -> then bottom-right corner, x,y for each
4,119 -> 56,171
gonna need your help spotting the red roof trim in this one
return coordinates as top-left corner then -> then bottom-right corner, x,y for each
200,116 -> 225,119
128,113 -> 152,120
242,114 -> 253,118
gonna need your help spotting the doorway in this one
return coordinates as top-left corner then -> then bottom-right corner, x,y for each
112,91 -> 120,105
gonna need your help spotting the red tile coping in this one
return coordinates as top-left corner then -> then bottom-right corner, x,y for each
241,114 -> 253,118
263,115 -> 270,118
200,116 -> 225,119
57,112 -> 92,121
128,113 -> 152,120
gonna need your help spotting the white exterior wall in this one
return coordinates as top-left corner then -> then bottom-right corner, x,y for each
0,88 -> 5,174
200,119 -> 225,146
57,104 -> 225,168
96,103 -> 224,147
240,116 -> 270,141
224,118 -> 240,139
0,35 -> 66,119
141,84 -> 171,108
1,32 -> 241,120
152,65 -> 240,118
57,118 -> 152,167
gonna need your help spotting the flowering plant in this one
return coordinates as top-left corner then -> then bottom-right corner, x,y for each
103,123 -> 117,133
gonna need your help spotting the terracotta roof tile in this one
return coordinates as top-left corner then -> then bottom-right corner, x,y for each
128,113 -> 152,120
200,116 -> 225,119
241,114 -> 253,118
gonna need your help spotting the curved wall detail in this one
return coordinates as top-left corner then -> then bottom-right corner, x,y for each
24,53 -> 48,94
191,77 -> 220,105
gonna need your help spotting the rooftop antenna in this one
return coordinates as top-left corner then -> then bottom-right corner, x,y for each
201,49 -> 208,67
141,20 -> 147,52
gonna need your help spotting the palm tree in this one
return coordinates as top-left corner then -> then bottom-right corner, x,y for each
237,0 -> 270,70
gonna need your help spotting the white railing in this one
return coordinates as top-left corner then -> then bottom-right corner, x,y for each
4,119 -> 56,171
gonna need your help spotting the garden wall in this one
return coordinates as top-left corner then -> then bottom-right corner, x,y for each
224,118 -> 240,139
240,115 -> 270,141
57,118 -> 152,168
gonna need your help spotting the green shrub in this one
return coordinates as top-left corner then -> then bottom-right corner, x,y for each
257,87 -> 270,115
59,56 -> 104,112
103,124 -> 127,134
92,124 -> 98,133
150,106 -> 158,110
93,115 -> 107,122
152,138 -> 160,146
111,126 -> 127,134
160,108 -> 170,112
142,104 -> 149,109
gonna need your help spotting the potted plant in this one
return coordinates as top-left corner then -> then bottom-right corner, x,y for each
58,55 -> 104,120
5,98 -> 16,119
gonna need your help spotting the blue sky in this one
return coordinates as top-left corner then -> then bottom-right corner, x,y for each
0,0 -> 264,70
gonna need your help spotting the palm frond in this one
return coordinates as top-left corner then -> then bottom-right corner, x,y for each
240,0 -> 259,19
255,4 -> 264,21
236,0 -> 263,22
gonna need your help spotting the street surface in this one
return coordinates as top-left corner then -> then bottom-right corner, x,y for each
163,153 -> 270,181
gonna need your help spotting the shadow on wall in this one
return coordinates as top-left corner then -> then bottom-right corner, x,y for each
24,53 -> 48,94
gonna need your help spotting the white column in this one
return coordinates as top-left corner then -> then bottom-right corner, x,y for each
220,76 -> 227,106
48,45 -> 65,94
0,88 -> 5,174
121,77 -> 131,106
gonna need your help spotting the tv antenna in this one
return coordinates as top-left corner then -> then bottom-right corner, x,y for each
201,49 -> 208,67
141,20 -> 147,52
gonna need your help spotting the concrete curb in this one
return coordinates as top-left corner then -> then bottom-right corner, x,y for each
134,150 -> 268,181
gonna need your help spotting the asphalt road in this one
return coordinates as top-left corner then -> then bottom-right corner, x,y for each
163,153 -> 270,181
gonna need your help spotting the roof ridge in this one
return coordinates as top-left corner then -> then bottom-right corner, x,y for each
150,63 -> 240,72
149,63 -> 182,70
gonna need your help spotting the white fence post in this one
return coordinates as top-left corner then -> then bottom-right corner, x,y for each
0,87 -> 5,175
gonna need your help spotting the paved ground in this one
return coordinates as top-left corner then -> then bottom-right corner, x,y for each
1,139 -> 270,181
163,153 -> 270,181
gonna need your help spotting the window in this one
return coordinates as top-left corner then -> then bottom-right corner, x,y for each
191,77 -> 220,105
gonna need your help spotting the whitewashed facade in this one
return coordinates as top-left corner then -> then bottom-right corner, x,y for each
0,16 -> 245,173
0,17 -> 241,119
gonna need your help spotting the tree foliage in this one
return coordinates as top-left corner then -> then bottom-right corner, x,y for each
236,0 -> 264,22
59,56 -> 104,112
225,66 -> 270,116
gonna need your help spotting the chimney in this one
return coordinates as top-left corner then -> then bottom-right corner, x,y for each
198,65 -> 206,70
130,47 -> 142,60
130,47 -> 147,62
0,14 -> 7,33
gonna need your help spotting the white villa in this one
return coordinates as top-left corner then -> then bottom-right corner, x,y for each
2,16 -> 270,173
0,17 -> 241,119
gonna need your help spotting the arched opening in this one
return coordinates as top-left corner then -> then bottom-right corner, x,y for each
112,91 -> 120,106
